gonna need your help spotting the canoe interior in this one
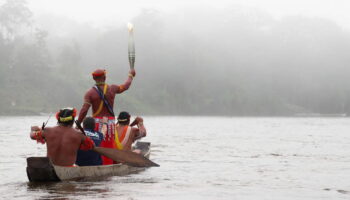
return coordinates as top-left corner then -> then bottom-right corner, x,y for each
27,141 -> 151,182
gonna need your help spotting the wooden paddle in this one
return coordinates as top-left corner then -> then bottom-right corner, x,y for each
93,147 -> 158,167
75,120 -> 159,167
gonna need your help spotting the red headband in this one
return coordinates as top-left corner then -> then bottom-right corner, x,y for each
92,69 -> 106,77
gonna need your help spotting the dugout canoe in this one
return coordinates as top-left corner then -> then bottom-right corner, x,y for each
26,142 -> 152,182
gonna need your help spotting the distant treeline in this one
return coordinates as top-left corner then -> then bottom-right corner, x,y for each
1,0 -> 350,116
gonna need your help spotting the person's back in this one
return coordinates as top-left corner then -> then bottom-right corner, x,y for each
77,69 -> 135,121
115,124 -> 133,151
76,117 -> 103,166
83,85 -> 119,118
30,108 -> 95,166
44,126 -> 83,166
115,112 -> 146,152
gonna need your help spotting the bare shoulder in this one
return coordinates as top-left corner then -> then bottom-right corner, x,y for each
85,87 -> 95,95
45,126 -> 61,133
109,84 -> 119,92
72,128 -> 85,139
42,127 -> 53,134
41,126 -> 58,138
70,128 -> 83,135
110,84 -> 118,88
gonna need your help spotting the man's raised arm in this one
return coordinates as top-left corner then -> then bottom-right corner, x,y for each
114,69 -> 136,94
131,117 -> 146,140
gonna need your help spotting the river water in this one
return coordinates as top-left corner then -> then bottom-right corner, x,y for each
0,116 -> 349,200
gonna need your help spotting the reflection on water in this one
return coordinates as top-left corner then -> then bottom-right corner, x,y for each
27,181 -> 110,199
1,116 -> 350,199
110,177 -> 158,184
24,168 -> 158,199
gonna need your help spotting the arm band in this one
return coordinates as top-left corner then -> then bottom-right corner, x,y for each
34,130 -> 45,144
84,102 -> 92,106
80,137 -> 94,151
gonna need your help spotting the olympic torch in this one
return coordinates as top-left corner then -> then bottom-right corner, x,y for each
128,23 -> 135,69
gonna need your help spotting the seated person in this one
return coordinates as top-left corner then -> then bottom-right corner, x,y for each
30,108 -> 94,166
76,117 -> 104,166
114,111 -> 146,153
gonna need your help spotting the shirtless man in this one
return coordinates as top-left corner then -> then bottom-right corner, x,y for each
115,111 -> 146,152
30,108 -> 94,166
77,69 -> 135,165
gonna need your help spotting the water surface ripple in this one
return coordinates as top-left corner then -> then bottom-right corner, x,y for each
0,116 -> 349,199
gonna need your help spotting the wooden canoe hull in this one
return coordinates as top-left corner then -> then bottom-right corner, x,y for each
26,157 -> 60,182
27,142 -> 151,182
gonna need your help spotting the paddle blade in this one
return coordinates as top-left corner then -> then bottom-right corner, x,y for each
93,147 -> 159,167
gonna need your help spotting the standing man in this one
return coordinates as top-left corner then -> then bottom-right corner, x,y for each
30,108 -> 94,166
77,68 -> 135,165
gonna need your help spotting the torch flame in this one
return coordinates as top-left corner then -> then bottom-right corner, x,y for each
127,23 -> 134,32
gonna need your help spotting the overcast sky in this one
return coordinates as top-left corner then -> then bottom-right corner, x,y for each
18,0 -> 350,29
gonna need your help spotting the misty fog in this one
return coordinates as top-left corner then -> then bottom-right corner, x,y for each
1,0 -> 350,116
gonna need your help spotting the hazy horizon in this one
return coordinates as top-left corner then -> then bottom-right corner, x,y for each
1,0 -> 350,116
23,0 -> 350,30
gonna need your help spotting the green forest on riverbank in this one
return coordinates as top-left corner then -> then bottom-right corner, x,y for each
1,0 -> 350,116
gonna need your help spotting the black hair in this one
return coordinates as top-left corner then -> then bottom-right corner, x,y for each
117,111 -> 130,125
57,108 -> 75,127
83,117 -> 95,130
